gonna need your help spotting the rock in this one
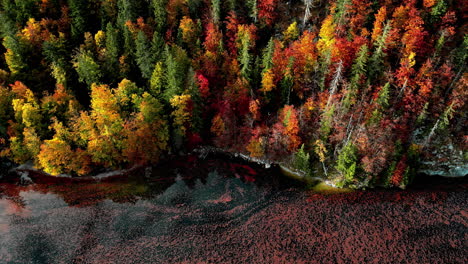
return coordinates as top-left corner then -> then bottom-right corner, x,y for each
418,136 -> 467,178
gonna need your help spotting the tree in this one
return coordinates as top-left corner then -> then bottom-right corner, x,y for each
371,6 -> 387,44
211,0 -> 221,24
152,0 -> 168,34
122,92 -> 169,164
369,22 -> 390,81
270,105 -> 301,154
3,35 -> 28,76
317,15 -> 335,56
170,94 -> 192,137
293,144 -> 311,175
237,24 -> 256,81
246,0 -> 258,22
86,83 -> 124,167
73,49 -> 102,86
117,0 -> 138,27
104,22 -> 121,81
258,0 -> 277,26
344,44 -> 369,108
135,31 -> 155,79
164,45 -> 189,102
150,61 -> 166,97
283,22 -> 299,43
179,16 -> 200,52
43,33 -> 70,86
68,0 -> 89,41
335,141 -> 358,184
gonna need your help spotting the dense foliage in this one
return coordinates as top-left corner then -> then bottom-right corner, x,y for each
0,0 -> 466,187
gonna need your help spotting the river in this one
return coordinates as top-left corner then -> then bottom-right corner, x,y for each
0,155 -> 466,263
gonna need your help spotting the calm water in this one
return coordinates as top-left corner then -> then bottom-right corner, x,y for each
0,156 -> 467,263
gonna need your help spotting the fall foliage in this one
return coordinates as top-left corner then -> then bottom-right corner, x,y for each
0,0 -> 465,189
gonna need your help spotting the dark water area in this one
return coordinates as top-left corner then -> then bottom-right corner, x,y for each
0,156 -> 467,264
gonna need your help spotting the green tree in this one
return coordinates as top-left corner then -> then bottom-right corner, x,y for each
211,0 -> 221,24
151,0 -> 167,34
344,44 -> 369,108
261,38 -> 274,72
73,49 -> 102,86
294,144 -> 311,175
3,35 -> 28,76
152,31 -> 165,63
104,23 -> 121,81
117,0 -> 137,27
135,31 -> 155,79
164,45 -> 189,102
68,0 -> 89,41
43,34 -> 70,86
335,141 -> 358,185
369,22 -> 390,82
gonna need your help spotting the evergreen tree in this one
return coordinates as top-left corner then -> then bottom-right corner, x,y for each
135,31 -> 155,79
261,38 -> 274,72
344,44 -> 369,108
152,0 -> 167,34
117,0 -> 137,27
164,45 -> 190,102
104,23 -> 121,81
369,22 -> 390,82
211,0 -> 221,24
335,141 -> 358,185
152,31 -> 165,63
68,0 -> 89,41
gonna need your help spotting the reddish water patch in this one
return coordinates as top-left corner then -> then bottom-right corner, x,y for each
0,157 -> 466,263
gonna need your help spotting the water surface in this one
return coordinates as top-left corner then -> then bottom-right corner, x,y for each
0,156 -> 466,263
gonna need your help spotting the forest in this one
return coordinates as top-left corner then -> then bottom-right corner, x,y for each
0,0 -> 466,188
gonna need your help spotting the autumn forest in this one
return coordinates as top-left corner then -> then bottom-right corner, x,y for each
0,0 -> 466,188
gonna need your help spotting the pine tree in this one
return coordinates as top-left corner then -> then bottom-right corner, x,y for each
152,31 -> 165,63
164,45 -> 189,102
104,23 -> 121,81
344,44 -> 369,108
68,0 -> 89,41
335,141 -> 358,185
43,34 -> 70,86
246,0 -> 258,22
261,38 -> 274,72
117,0 -> 137,28
152,0 -> 168,34
211,0 -> 221,24
238,25 -> 255,81
135,31 -> 155,79
150,62 -> 166,97
369,22 -> 390,82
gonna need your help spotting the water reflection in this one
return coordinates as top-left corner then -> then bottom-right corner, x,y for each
0,157 -> 466,264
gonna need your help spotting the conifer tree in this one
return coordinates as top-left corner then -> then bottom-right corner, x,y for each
152,0 -> 168,34
164,45 -> 189,102
336,141 -> 358,185
150,62 -> 166,97
211,0 -> 221,24
104,23 -> 121,81
344,44 -> 369,108
135,31 -> 155,79
68,0 -> 89,41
